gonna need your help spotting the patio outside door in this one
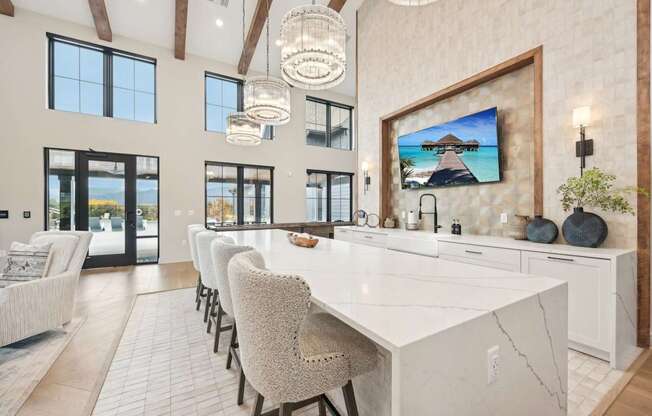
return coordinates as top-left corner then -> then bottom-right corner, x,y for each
78,152 -> 136,268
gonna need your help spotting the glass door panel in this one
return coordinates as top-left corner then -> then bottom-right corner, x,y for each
87,160 -> 126,257
136,156 -> 159,263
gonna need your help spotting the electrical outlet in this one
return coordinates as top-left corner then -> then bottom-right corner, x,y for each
500,213 -> 508,224
487,345 -> 500,384
188,210 -> 195,216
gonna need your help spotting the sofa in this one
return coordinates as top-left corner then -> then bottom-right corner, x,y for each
0,231 -> 92,347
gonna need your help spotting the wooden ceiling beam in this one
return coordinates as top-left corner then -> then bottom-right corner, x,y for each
0,0 -> 15,17
175,0 -> 189,60
88,0 -> 112,42
328,0 -> 347,12
238,0 -> 273,76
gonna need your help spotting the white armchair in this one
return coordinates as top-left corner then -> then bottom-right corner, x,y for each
0,231 -> 92,348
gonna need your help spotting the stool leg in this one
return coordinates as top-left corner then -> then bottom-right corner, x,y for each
207,292 -> 218,333
213,304 -> 224,353
203,289 -> 212,323
342,380 -> 359,416
279,403 -> 292,416
195,274 -> 203,311
318,397 -> 327,416
226,323 -> 237,369
237,367 -> 246,405
251,393 -> 264,416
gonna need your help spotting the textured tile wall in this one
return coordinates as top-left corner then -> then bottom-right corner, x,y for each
357,0 -> 637,248
390,66 -> 534,235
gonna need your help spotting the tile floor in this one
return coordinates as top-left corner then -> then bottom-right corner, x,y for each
92,288 -> 624,416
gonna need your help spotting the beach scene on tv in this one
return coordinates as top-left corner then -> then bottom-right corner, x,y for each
398,107 -> 501,189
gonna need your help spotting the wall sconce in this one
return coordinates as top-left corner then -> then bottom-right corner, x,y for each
572,106 -> 593,176
362,161 -> 371,194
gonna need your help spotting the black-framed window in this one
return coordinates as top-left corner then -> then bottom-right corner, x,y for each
305,97 -> 353,150
205,162 -> 274,227
306,170 -> 353,222
205,72 -> 274,140
48,33 -> 156,123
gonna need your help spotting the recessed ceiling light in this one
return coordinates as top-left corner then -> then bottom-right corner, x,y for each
275,39 -> 283,47
215,18 -> 224,28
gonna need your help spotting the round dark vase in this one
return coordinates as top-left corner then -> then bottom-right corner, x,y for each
562,207 -> 608,248
526,215 -> 558,244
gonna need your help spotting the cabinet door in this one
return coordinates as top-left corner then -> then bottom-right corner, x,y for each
334,227 -> 353,242
521,251 -> 611,354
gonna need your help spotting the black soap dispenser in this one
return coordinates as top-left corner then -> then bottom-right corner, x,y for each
452,219 -> 462,235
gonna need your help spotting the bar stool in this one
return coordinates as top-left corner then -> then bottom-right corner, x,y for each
210,238 -> 254,405
187,224 -> 205,310
196,231 -> 234,344
228,250 -> 378,416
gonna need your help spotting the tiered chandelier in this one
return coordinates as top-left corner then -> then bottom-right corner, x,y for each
243,0 -> 291,125
280,3 -> 347,90
226,0 -> 263,146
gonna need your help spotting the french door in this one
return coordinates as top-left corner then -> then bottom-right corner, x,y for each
45,148 -> 159,268
78,152 -> 136,268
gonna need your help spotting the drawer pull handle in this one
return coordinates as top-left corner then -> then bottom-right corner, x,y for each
465,250 -> 483,255
547,256 -> 574,262
364,235 -> 374,239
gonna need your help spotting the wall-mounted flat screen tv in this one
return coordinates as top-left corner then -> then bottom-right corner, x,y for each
398,107 -> 501,189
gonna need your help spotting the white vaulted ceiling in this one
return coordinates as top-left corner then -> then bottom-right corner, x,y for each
12,0 -> 364,96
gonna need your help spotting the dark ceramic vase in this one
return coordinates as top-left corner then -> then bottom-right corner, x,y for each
526,215 -> 558,244
562,207 -> 608,248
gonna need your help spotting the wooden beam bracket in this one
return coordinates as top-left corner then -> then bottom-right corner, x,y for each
88,0 -> 112,42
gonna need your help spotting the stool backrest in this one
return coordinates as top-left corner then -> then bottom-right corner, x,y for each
210,238 -> 253,317
196,231 -> 232,289
187,224 -> 205,272
228,250 -> 312,399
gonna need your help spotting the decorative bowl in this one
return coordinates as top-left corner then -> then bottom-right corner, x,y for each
287,232 -> 319,248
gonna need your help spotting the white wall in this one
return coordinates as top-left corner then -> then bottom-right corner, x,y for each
0,9 -> 357,263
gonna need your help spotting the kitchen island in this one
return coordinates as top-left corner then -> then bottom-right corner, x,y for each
221,229 -> 568,416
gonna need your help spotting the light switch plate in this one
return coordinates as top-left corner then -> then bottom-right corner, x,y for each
188,210 -> 195,216
174,210 -> 182,217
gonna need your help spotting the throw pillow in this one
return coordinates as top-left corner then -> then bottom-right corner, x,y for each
0,242 -> 52,288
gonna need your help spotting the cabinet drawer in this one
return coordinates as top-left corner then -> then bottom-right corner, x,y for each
386,235 -> 437,257
334,228 -> 353,242
353,231 -> 387,248
438,241 -> 520,272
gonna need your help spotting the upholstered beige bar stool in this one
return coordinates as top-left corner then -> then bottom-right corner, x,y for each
228,250 -> 378,416
210,238 -> 254,405
187,224 -> 205,310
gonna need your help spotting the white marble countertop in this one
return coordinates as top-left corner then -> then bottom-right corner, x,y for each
338,225 -> 634,259
221,229 -> 566,351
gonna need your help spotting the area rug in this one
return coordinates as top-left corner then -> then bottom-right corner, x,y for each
92,288 -> 624,416
0,317 -> 85,416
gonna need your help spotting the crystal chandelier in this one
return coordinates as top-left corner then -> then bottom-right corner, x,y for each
280,3 -> 346,90
226,0 -> 263,145
226,112 -> 263,146
388,0 -> 438,5
244,0 -> 291,125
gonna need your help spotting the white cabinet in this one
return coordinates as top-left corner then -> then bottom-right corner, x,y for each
353,230 -> 387,248
334,227 -> 354,242
386,235 -> 437,257
521,251 -> 612,359
438,241 -> 521,272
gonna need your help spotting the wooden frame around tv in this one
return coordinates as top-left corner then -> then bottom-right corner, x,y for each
378,46 -> 544,219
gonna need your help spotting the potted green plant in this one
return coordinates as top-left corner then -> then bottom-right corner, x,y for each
557,167 -> 645,247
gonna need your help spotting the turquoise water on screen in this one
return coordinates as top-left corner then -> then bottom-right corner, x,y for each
399,146 -> 500,183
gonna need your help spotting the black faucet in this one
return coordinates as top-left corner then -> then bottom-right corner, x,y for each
418,193 -> 442,233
